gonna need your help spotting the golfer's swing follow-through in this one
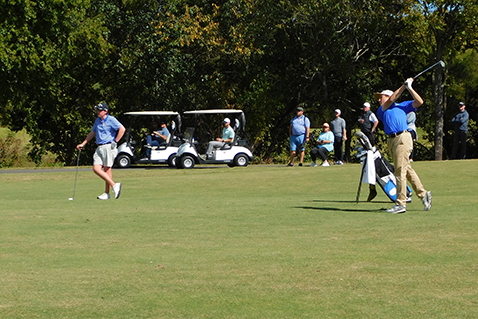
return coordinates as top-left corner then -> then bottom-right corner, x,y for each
375,74 -> 433,214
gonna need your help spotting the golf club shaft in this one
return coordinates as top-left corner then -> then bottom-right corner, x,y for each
413,60 -> 445,79
72,149 -> 81,198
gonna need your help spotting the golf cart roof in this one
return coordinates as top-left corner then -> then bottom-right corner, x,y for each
124,111 -> 179,116
184,109 -> 244,115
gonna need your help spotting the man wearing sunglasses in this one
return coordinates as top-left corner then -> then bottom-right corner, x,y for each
76,102 -> 125,200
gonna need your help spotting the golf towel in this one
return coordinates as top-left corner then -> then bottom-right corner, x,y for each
362,150 -> 376,185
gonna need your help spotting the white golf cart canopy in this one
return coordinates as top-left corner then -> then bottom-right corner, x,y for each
124,111 -> 180,116
184,109 -> 244,115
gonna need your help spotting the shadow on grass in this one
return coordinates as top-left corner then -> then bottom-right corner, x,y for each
312,199 -> 392,204
296,199 -> 390,213
296,205 -> 385,213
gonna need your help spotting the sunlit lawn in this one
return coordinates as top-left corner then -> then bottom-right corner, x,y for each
1,160 -> 477,318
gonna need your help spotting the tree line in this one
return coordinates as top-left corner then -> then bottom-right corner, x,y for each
1,0 -> 477,165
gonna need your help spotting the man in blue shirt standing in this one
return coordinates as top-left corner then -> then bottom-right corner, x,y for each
77,102 -> 125,200
450,102 -> 469,160
288,106 -> 310,166
376,78 -> 432,214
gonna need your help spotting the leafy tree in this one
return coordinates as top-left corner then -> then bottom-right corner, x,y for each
1,0 -> 477,165
0,0 -> 112,164
403,0 -> 478,160
445,49 -> 478,158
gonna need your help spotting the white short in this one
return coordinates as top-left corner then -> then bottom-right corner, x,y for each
93,144 -> 118,167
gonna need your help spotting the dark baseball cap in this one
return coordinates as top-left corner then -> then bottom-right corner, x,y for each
95,102 -> 109,111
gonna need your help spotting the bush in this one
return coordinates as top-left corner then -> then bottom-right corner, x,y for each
0,129 -> 63,168
0,133 -> 27,167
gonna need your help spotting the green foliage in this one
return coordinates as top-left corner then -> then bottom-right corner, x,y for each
401,1 -> 478,159
0,131 -> 24,167
1,0 -> 478,164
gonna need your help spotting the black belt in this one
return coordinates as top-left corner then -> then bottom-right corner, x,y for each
388,130 -> 408,138
98,142 -> 112,145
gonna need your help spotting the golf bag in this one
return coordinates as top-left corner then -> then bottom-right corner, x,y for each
355,132 -> 412,202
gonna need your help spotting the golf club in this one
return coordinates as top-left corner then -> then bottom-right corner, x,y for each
413,60 -> 445,80
69,149 -> 81,201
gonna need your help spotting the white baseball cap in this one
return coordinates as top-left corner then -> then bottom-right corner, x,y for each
223,118 -> 231,123
374,90 -> 393,100
335,109 -> 341,114
363,102 -> 371,108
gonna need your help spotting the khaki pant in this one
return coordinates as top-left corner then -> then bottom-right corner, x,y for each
387,131 -> 427,206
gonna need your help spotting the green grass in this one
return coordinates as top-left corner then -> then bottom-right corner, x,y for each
1,161 -> 478,318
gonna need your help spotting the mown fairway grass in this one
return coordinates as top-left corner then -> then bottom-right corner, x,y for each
1,160 -> 477,318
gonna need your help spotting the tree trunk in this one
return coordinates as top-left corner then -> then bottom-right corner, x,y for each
433,66 -> 445,160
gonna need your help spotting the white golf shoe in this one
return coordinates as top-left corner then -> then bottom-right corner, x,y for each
97,193 -> 110,200
113,183 -> 122,199
422,191 -> 432,211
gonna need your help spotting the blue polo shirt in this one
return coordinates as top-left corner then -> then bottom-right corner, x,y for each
92,115 -> 123,144
377,100 -> 416,135
153,127 -> 170,142
290,115 -> 310,136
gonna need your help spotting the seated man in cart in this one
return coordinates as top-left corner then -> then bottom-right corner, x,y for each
205,117 -> 235,158
146,121 -> 170,158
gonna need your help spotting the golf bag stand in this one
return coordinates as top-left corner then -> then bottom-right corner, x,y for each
355,132 -> 412,203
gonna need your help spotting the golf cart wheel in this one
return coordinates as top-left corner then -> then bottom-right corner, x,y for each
168,154 -> 177,167
233,153 -> 249,167
180,155 -> 195,169
115,154 -> 132,168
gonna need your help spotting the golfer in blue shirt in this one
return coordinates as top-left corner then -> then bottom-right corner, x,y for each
376,78 -> 432,214
77,102 -> 125,200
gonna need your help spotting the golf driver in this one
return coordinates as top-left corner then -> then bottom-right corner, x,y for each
69,149 -> 81,201
413,60 -> 445,80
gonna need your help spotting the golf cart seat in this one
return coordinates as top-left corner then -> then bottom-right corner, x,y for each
220,142 -> 233,150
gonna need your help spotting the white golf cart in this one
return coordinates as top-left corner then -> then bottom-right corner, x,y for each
176,109 -> 254,169
115,111 -> 182,168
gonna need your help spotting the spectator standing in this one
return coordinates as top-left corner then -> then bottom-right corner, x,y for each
358,102 -> 379,146
288,106 -> 310,166
330,109 -> 347,165
407,111 -> 417,161
450,102 -> 469,160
